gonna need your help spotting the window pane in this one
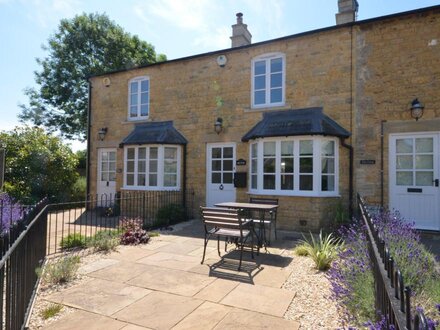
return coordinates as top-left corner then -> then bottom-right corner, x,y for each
254,90 -> 265,105
270,88 -> 282,103
322,158 -> 335,174
212,173 -> 221,184
281,158 -> 293,173
101,172 -> 109,181
109,152 -> 116,161
130,94 -> 138,106
264,158 -> 276,173
109,162 -> 116,171
321,141 -> 335,156
138,174 -> 146,186
164,174 -> 177,187
165,147 -> 177,159
101,162 -> 108,171
396,139 -> 413,153
263,175 -> 275,189
164,160 -> 177,173
281,141 -> 293,156
223,173 -> 233,184
281,175 -> 293,190
102,152 -> 109,161
223,147 -> 233,158
140,104 -> 149,116
270,73 -> 282,88
264,142 -> 276,156
255,76 -> 265,89
322,175 -> 335,191
270,57 -> 282,72
251,144 -> 258,157
150,160 -> 158,172
140,80 -> 149,92
130,82 -> 138,93
300,158 -> 313,173
127,148 -> 135,159
415,172 -> 433,186
212,160 -> 221,171
251,159 -> 258,174
254,60 -> 266,75
396,155 -> 413,169
127,160 -> 134,172
130,106 -> 137,117
396,171 -> 413,186
251,175 -> 258,189
141,92 -> 148,104
138,160 -> 146,172
138,147 -> 146,159
300,175 -> 313,190
150,147 -> 158,159
149,174 -> 157,186
416,138 -> 433,153
109,172 -> 116,181
127,174 -> 134,185
300,140 -> 313,155
223,160 -> 233,171
415,155 -> 433,169
212,148 -> 221,159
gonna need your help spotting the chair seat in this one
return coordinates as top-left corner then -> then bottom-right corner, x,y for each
210,227 -> 250,238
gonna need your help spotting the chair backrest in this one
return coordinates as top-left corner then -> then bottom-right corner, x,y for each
249,197 -> 279,206
200,206 -> 246,230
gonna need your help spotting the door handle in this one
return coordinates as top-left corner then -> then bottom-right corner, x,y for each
219,184 -> 224,190
107,181 -> 109,187
434,179 -> 439,187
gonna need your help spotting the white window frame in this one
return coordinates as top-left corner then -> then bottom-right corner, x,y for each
251,52 -> 286,109
248,136 -> 339,197
123,145 -> 181,191
128,76 -> 150,120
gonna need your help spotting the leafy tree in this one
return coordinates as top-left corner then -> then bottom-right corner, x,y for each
0,126 -> 78,203
19,13 -> 166,140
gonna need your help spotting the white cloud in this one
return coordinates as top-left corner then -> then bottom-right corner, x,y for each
242,0 -> 286,39
193,26 -> 230,49
20,0 -> 81,28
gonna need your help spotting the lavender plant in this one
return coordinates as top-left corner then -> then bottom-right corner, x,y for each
0,193 -> 26,234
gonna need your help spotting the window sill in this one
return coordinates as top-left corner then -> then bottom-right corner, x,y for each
247,190 -> 340,198
124,117 -> 150,123
245,104 -> 288,112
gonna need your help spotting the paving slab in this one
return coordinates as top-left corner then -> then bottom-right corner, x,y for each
252,266 -> 292,288
213,309 -> 300,330
220,282 -> 296,317
171,301 -> 232,330
104,245 -> 158,261
43,309 -> 127,330
127,264 -> 215,296
140,240 -> 172,250
113,291 -> 203,330
47,278 -> 151,316
88,261 -> 152,283
136,252 -> 200,271
156,242 -> 200,255
194,278 -> 240,302
78,258 -> 120,275
121,324 -> 153,330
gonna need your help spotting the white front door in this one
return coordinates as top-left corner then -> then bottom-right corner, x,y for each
206,143 -> 236,207
97,148 -> 117,205
389,133 -> 440,230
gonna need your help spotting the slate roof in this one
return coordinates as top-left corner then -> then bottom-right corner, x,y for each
241,108 -> 350,142
120,121 -> 188,146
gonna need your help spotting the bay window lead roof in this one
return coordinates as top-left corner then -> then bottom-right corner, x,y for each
120,121 -> 188,146
241,107 -> 351,142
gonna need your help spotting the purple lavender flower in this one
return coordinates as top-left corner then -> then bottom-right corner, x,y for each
0,193 -> 26,234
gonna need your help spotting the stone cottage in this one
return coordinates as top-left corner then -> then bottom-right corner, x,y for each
87,1 -> 440,231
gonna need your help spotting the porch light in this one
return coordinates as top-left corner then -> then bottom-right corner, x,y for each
214,118 -> 223,134
98,127 -> 108,141
410,98 -> 424,121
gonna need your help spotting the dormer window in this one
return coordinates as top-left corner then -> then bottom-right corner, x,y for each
251,53 -> 285,108
128,76 -> 149,120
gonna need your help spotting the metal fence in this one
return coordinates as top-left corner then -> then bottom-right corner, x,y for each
46,189 -> 195,255
357,194 -> 430,330
0,199 -> 48,330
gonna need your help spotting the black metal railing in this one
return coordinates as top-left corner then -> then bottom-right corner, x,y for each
46,189 -> 195,255
0,199 -> 48,330
357,194 -> 431,330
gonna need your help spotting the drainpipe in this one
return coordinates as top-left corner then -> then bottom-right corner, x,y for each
380,120 -> 386,208
182,144 -> 187,211
340,138 -> 354,217
86,80 -> 92,198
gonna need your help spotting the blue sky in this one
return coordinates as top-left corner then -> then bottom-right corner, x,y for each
1,0 -> 439,150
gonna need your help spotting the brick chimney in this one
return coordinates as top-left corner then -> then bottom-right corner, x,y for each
335,0 -> 359,24
230,13 -> 252,47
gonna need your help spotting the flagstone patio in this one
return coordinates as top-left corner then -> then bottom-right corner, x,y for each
40,220 -> 301,330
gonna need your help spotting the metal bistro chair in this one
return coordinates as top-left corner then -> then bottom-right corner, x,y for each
249,197 -> 279,244
200,206 -> 254,270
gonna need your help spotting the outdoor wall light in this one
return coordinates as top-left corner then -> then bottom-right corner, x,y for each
98,127 -> 108,141
214,118 -> 223,134
410,98 -> 424,121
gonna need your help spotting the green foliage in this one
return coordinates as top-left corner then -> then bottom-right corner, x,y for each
88,230 -> 120,252
19,13 -> 166,140
41,304 -> 63,320
60,233 -> 88,250
75,149 -> 87,176
70,176 -> 86,201
36,255 -> 80,285
293,244 -> 310,256
155,204 -> 186,227
297,231 -> 343,271
348,271 -> 376,322
0,126 -> 78,203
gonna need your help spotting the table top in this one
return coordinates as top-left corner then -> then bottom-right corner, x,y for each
214,202 -> 278,210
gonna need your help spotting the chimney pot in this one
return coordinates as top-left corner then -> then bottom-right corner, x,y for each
236,12 -> 243,24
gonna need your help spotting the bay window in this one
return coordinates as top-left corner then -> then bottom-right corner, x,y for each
249,137 -> 339,196
124,145 -> 180,190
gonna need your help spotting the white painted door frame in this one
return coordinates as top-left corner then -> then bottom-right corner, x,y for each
97,148 -> 117,206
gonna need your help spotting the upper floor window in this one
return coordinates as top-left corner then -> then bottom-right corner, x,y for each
128,76 -> 149,120
251,53 -> 285,108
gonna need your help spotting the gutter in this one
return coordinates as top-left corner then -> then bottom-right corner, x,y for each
86,81 -> 92,198
183,144 -> 187,212
380,120 -> 387,208
340,138 -> 354,218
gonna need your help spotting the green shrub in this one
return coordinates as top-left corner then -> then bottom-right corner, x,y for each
88,230 -> 120,252
70,176 -> 86,201
293,244 -> 310,256
36,255 -> 81,285
297,231 -> 343,271
41,304 -> 63,320
60,233 -> 88,249
155,204 -> 186,227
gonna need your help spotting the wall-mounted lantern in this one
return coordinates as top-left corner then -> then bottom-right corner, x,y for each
410,98 -> 424,121
214,118 -> 223,134
98,127 -> 108,141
